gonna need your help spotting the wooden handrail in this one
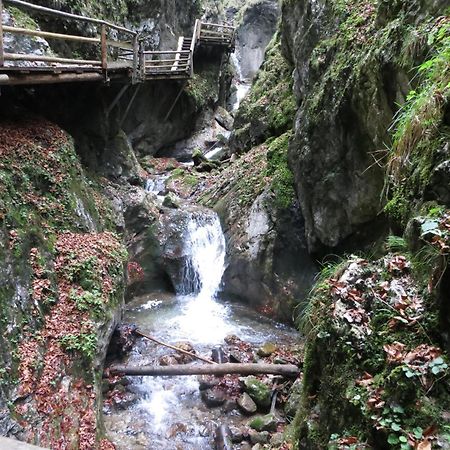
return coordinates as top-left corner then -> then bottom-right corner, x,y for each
201,21 -> 235,30
4,0 -> 137,36
3,25 -> 100,43
4,52 -> 101,65
143,50 -> 191,55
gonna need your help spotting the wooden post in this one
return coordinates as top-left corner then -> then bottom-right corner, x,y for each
132,33 -> 139,84
139,40 -> 145,81
100,23 -> 107,81
0,0 -> 4,67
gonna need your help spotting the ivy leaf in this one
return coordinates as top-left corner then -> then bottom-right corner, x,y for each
388,434 -> 399,445
392,423 -> 401,432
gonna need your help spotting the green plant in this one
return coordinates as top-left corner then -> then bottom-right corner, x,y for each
59,332 -> 97,361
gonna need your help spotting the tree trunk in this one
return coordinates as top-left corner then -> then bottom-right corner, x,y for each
110,363 -> 299,377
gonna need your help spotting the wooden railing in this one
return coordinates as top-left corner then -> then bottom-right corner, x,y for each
198,22 -> 235,48
0,0 -> 236,85
0,0 -> 140,83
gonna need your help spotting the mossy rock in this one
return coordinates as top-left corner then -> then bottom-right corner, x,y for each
242,376 -> 271,409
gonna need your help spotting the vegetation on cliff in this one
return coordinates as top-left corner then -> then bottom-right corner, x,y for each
0,118 -> 126,448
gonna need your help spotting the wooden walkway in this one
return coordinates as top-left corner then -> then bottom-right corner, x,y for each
0,0 -> 235,86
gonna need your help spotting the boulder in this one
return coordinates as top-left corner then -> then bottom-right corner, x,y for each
201,388 -> 226,408
257,342 -> 277,357
215,106 -> 234,131
248,414 -> 278,432
249,430 -> 270,444
237,392 -> 258,415
285,377 -> 303,419
162,192 -> 180,209
242,377 -> 271,409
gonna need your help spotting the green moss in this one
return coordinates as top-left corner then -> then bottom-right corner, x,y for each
234,33 -> 296,152
292,252 -> 450,449
265,131 -> 296,209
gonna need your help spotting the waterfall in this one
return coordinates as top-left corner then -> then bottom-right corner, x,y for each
179,212 -> 226,300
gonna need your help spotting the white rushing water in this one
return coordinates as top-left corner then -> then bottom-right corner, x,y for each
105,210 -> 299,449
230,52 -> 251,112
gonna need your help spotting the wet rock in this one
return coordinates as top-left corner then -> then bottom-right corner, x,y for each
229,426 -> 245,443
159,355 -> 178,366
223,399 -> 238,413
248,414 -> 278,432
108,324 -> 138,359
215,106 -> 234,131
257,342 -> 277,357
237,392 -> 257,415
273,356 -> 288,364
240,443 -> 252,450
212,345 -> 228,363
249,429 -> 270,444
201,388 -> 226,408
270,432 -> 285,446
224,334 -> 243,345
173,342 -> 196,364
215,425 -> 233,449
285,377 -> 303,420
229,351 -> 244,363
162,192 -> 180,209
251,443 -> 264,450
198,375 -> 219,391
242,377 -> 271,409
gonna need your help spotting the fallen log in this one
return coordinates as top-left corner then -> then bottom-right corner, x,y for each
135,329 -> 216,365
110,363 -> 300,377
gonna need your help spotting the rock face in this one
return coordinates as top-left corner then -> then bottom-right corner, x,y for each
281,0 -> 448,253
235,0 -> 280,80
0,119 -> 126,448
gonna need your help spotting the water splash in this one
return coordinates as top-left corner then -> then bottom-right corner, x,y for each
179,212 -> 226,300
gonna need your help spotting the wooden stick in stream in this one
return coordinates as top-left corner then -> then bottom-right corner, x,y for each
110,363 -> 300,377
135,329 -> 217,365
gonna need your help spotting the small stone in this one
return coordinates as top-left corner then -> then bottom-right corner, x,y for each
242,377 -> 271,409
251,444 -> 263,450
257,342 -> 277,357
248,414 -> 278,432
198,375 -> 219,391
249,430 -> 270,444
237,392 -> 257,415
159,355 -> 177,366
223,399 -> 237,413
162,192 -> 180,209
273,356 -> 288,364
270,432 -> 285,446
240,443 -> 252,450
285,377 -> 303,420
229,426 -> 244,443
201,388 -> 226,408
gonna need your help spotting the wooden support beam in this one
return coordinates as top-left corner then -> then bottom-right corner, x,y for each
0,72 -> 103,85
0,0 -> 4,68
3,25 -> 100,44
110,363 -> 300,377
4,53 -> 101,65
164,79 -> 187,121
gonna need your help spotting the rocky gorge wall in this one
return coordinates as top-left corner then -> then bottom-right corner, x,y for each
275,0 -> 450,448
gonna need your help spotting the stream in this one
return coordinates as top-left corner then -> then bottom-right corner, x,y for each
104,210 -> 299,449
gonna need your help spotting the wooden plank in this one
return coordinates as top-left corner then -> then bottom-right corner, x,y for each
0,0 -> 4,67
200,21 -> 235,30
110,363 -> 300,377
106,39 -> 133,50
146,63 -> 189,69
4,0 -> 137,36
4,53 -> 101,65
3,25 -> 100,44
143,50 -> 190,55
0,72 -> 104,85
